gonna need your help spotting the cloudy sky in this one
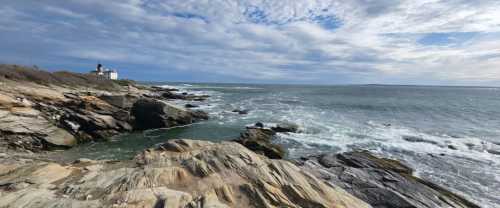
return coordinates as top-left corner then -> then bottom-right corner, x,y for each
1,0 -> 500,85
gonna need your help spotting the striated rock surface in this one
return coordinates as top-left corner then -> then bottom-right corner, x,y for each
0,67 -> 210,153
0,139 -> 371,208
295,151 -> 480,208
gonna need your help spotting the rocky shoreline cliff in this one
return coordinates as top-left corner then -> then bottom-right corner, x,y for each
0,65 -> 481,208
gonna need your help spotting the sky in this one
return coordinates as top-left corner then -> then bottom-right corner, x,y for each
1,0 -> 500,85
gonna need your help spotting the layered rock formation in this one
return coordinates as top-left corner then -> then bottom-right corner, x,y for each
0,139 -> 371,208
295,151 -> 480,208
0,68 -> 209,153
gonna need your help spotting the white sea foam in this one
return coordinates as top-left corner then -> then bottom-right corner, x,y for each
160,83 -> 500,207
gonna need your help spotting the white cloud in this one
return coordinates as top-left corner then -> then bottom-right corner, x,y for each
0,0 -> 499,84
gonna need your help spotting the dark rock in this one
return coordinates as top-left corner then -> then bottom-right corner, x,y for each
184,103 -> 199,108
296,151 -> 480,208
189,110 -> 209,121
234,128 -> 284,159
448,145 -> 458,150
232,109 -> 249,115
402,135 -> 439,145
130,98 -> 208,130
487,149 -> 500,155
271,123 -> 299,133
254,122 -> 264,128
161,91 -> 186,100
60,109 -> 127,140
160,91 -> 209,101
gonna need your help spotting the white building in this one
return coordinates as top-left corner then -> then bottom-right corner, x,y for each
90,64 -> 118,80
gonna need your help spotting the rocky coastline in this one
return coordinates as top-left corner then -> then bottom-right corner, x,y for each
0,65 -> 481,208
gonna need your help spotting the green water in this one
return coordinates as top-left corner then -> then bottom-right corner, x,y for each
55,122 -> 243,162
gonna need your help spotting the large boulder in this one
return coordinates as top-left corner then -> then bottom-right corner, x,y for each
131,98 -> 208,130
0,139 -> 371,208
295,151 -> 480,208
235,126 -> 285,159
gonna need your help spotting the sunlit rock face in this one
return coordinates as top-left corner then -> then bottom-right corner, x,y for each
0,139 -> 371,208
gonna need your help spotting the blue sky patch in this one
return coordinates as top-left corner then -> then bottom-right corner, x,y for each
171,12 -> 208,22
312,15 -> 342,30
418,32 -> 478,46
244,6 -> 269,24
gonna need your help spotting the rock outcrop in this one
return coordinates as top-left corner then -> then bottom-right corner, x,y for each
131,98 -> 208,130
271,123 -> 299,133
0,139 -> 371,208
0,108 -> 77,151
295,151 -> 480,208
234,123 -> 300,159
235,126 -> 285,159
0,70 -> 210,153
146,87 -> 209,101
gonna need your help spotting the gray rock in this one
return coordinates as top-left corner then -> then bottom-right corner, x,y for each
232,109 -> 249,115
271,123 -> 299,133
0,139 -> 371,208
0,109 -> 77,151
403,135 -> 439,145
296,151 -> 480,208
234,128 -> 285,159
131,98 -> 208,130
98,94 -> 139,109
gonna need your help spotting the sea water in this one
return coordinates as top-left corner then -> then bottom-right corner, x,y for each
60,83 -> 500,207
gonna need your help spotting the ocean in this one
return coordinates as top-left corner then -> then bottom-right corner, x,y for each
60,83 -> 500,207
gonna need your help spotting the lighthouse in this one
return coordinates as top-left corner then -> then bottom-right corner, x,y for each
90,63 -> 118,80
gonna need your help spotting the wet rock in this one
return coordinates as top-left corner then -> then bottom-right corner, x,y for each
232,109 -> 249,115
189,110 -> 209,120
234,128 -> 285,159
160,91 -> 210,101
296,151 -> 480,208
161,91 -> 186,99
131,98 -> 208,130
0,139 -> 371,208
448,145 -> 458,150
254,122 -> 264,128
185,103 -> 199,108
271,123 -> 299,133
403,135 -> 439,145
